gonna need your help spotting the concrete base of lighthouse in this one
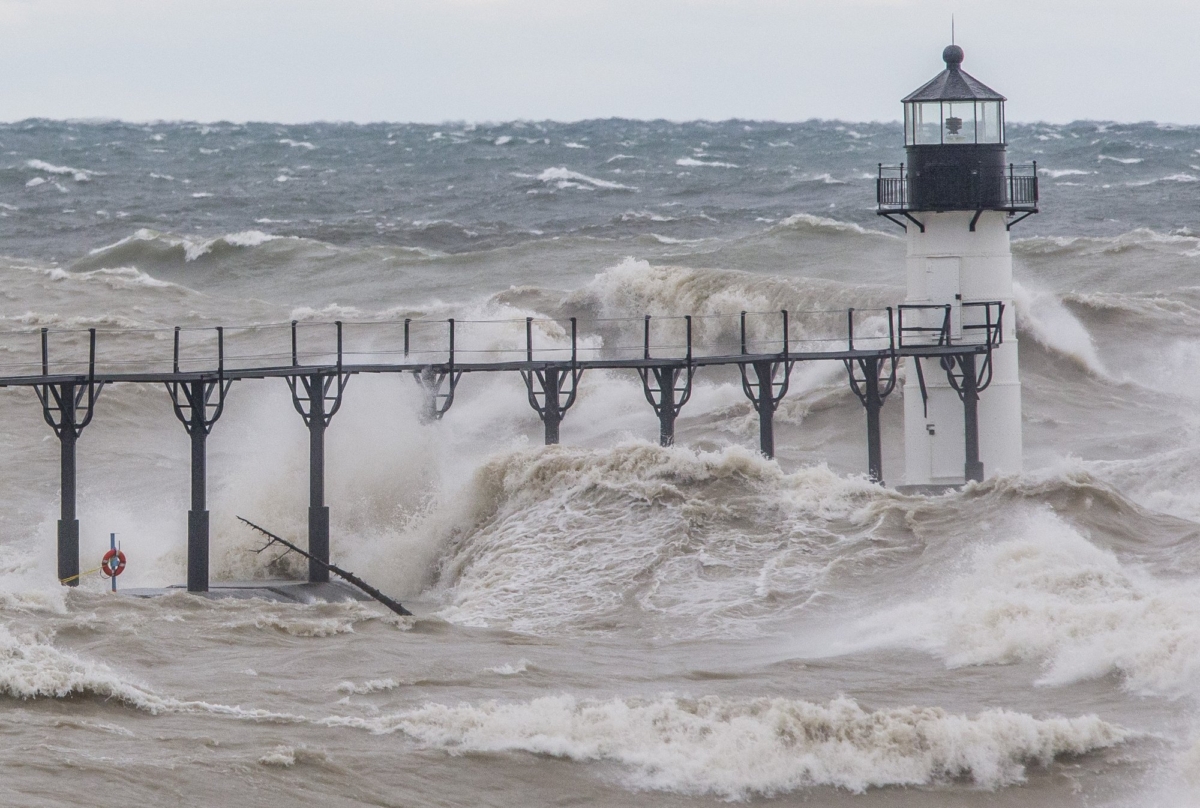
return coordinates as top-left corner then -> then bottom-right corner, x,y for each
902,210 -> 1022,486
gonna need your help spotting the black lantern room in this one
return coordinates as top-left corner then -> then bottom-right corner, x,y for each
878,46 -> 1037,229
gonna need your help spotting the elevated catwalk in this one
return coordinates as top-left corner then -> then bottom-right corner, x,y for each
3,305 -> 1004,595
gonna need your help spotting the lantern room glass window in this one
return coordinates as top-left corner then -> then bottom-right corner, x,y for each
908,102 -> 943,145
942,101 -> 976,143
904,100 -> 1005,145
976,101 -> 1003,143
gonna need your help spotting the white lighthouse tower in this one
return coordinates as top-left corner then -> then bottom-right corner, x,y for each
878,45 -> 1038,487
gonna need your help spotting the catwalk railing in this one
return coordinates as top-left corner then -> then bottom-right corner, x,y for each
6,302 -> 1004,591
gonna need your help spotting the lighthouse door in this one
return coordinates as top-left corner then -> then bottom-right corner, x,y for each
925,258 -> 962,341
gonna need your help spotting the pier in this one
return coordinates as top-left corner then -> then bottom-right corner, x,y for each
6,302 -> 1004,591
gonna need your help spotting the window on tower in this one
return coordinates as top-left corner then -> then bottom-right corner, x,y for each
943,102 -> 976,143
908,102 -> 943,145
976,101 -> 1003,143
904,100 -> 1004,146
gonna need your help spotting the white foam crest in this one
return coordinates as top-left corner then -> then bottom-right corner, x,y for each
854,510 -> 1200,696
805,172 -> 845,185
573,257 -> 894,351
278,138 -> 316,150
778,213 -> 892,237
0,623 -> 173,710
675,157 -> 739,168
1040,168 -> 1092,179
288,303 -> 366,321
258,744 -> 332,767
537,167 -> 634,191
328,694 -> 1127,797
25,159 -> 94,182
1098,155 -> 1143,164
0,617 -> 356,724
619,210 -> 676,223
222,230 -> 282,249
335,678 -> 400,695
87,228 -> 284,263
1014,227 -> 1200,257
1012,281 -> 1108,376
218,612 -> 366,637
8,310 -> 152,329
78,266 -> 174,289
485,659 -> 532,675
648,233 -> 704,245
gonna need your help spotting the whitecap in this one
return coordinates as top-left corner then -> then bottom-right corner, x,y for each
537,167 -> 634,191
619,210 -> 676,223
675,157 -> 739,168
649,233 -> 704,245
335,678 -> 400,695
25,159 -> 94,182
1040,168 -> 1091,178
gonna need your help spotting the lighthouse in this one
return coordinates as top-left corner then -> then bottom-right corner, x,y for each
877,45 -> 1038,487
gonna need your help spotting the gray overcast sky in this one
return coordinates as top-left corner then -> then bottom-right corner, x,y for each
0,0 -> 1195,124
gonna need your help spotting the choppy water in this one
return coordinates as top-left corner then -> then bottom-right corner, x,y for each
2,118 -> 1200,806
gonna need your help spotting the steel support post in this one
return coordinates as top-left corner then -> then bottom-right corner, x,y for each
961,354 -> 984,483
541,368 -> 561,445
639,365 -> 694,448
286,321 -> 348,584
737,357 -> 791,461
862,359 -> 884,484
657,370 -> 677,446
167,328 -> 230,593
38,329 -> 103,588
521,318 -> 581,446
57,390 -> 78,586
307,385 -> 330,582
187,411 -> 209,592
752,360 -> 776,459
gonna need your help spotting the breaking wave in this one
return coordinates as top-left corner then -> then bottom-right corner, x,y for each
340,694 -> 1128,797
1014,228 -> 1200,259
567,257 -> 896,351
537,167 -> 635,191
81,228 -> 287,266
432,442 -> 892,634
853,508 -> 1200,697
1013,281 -> 1108,376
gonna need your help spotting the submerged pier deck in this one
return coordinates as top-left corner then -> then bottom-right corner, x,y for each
1,302 -> 1004,594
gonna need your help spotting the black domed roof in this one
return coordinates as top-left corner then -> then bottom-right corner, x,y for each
902,46 -> 1004,103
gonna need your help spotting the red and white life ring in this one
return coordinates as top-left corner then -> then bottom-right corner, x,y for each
100,549 -> 126,578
